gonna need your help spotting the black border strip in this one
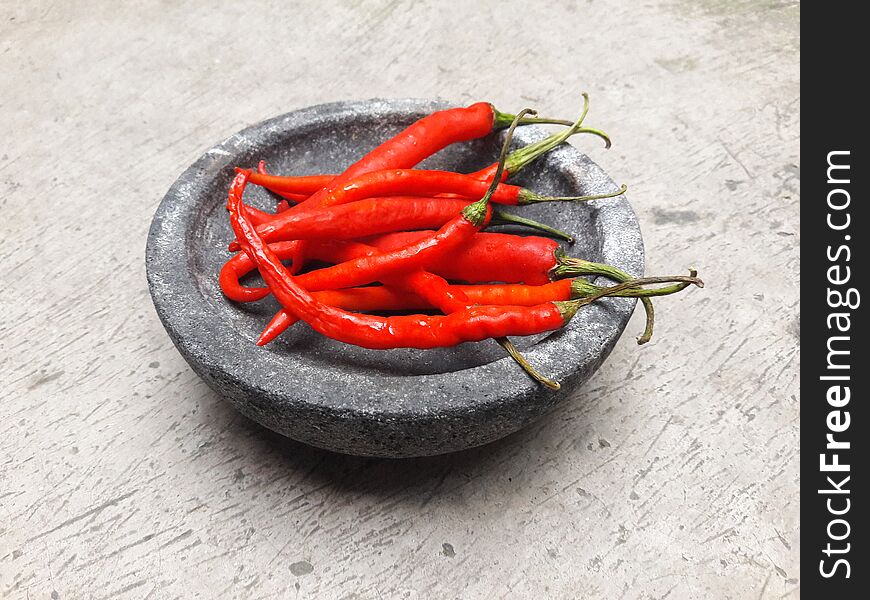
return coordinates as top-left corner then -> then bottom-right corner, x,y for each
802,6 -> 865,595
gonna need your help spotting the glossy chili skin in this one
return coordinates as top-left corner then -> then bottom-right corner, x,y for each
243,153 -> 510,200
227,197 -> 475,250
249,169 -> 525,213
220,232 -> 561,302
302,103 -> 497,207
224,204 -> 493,301
228,172 -> 568,350
369,231 -> 560,285
257,280 -> 574,345
266,169 -> 527,215
232,148 -> 505,345
220,240 -> 374,302
253,162 -> 311,203
395,270 -> 470,313
243,205 -> 280,226
285,203 -> 492,294
252,234 -> 564,344
306,280 -> 575,311
244,109 -> 585,205
339,104 -> 496,179
250,103 -> 501,270
244,171 -> 329,197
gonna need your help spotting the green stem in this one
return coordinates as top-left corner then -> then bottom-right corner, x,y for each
573,275 -> 703,306
570,270 -> 700,298
492,107 -> 574,129
476,109 -> 568,390
503,92 -> 611,177
519,184 -> 627,205
490,210 -> 575,243
551,253 -> 701,344
556,274 -> 703,332
574,127 -> 612,150
550,251 -> 634,281
462,108 -> 536,227
496,337 -> 561,390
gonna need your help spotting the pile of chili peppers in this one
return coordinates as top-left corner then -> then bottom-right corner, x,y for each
220,96 -> 703,389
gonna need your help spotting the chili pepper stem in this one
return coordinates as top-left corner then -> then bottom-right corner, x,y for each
556,274 -> 702,332
462,108 -> 537,226
552,250 -> 703,344
507,126 -> 612,173
518,184 -> 628,205
497,337 -> 561,390
572,275 -> 703,306
504,93 -> 611,176
554,300 -> 581,322
470,108 -> 564,390
490,210 -> 575,243
570,270 -> 701,299
550,251 -> 642,282
491,107 -> 574,129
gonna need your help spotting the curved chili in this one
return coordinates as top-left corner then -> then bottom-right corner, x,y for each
230,197 -> 472,248
255,274 -> 700,346
249,169 -> 624,216
230,119 -> 506,328
245,94 -> 609,200
220,232 -> 562,303
228,171 -> 578,350
256,280 -> 573,345
225,196 -> 571,252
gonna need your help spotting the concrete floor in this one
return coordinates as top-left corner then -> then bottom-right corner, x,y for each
1,1 -> 799,598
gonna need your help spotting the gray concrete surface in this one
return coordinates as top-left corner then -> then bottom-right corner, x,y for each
1,0 -> 799,598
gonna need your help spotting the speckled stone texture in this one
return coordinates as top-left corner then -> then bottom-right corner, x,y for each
146,99 -> 642,457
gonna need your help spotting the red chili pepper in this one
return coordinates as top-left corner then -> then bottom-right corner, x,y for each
256,160 -> 313,203
261,103 -> 575,270
265,275 -> 697,322
252,110 -> 530,330
220,230 -> 574,303
256,270 -> 701,347
257,102 -> 576,199
249,231 -> 698,345
392,270 -> 471,313
247,110 -> 550,352
241,170 -> 329,197
258,280 -> 576,345
260,270 -> 701,344
238,98 -> 602,275
222,201 -> 494,302
368,231 -> 562,285
373,232 -> 702,345
239,100 -> 600,288
227,170 -> 583,351
321,280 -> 574,311
229,111 -> 520,329
248,104 -> 503,270
244,93 -> 610,199
219,204 -> 272,226
249,168 -> 626,213
225,196 -> 573,252
228,197 -> 471,247
221,239 -> 368,302
293,200 -> 494,292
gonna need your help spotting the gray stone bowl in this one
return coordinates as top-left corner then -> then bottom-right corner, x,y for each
145,99 -> 643,458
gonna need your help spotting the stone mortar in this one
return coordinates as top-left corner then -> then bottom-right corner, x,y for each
145,99 -> 644,457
